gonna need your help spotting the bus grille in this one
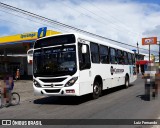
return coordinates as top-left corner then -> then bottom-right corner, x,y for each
40,78 -> 66,83
43,84 -> 63,87
44,89 -> 61,93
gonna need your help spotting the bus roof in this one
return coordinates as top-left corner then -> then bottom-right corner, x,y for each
74,33 -> 134,53
37,33 -> 134,54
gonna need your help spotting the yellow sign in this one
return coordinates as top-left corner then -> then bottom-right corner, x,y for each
0,30 -> 61,44
151,54 -> 155,61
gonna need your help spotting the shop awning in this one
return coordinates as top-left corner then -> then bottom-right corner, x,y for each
136,60 -> 153,65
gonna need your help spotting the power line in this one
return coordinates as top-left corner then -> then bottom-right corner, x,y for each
0,15 -> 37,30
0,9 -> 68,33
60,1 -> 140,38
84,1 -> 141,37
0,2 -> 158,53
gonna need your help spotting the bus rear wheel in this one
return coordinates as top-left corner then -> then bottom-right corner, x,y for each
93,81 -> 102,99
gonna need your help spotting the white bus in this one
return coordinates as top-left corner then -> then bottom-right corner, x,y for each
32,33 -> 137,99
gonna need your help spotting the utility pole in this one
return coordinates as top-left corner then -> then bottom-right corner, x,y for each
149,44 -> 150,61
137,42 -> 139,60
158,41 -> 160,65
136,42 -> 140,74
155,41 -> 160,64
159,42 -> 160,65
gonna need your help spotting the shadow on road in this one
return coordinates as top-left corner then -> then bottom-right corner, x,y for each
102,84 -> 134,96
34,84 -> 134,105
34,95 -> 92,105
136,95 -> 152,101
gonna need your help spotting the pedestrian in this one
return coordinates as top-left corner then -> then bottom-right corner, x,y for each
15,69 -> 20,81
3,72 -> 13,107
0,72 -> 9,107
142,62 -> 159,100
0,75 -> 5,107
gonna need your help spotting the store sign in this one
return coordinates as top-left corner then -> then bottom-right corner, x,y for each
142,37 -> 157,45
38,27 -> 47,38
20,33 -> 36,39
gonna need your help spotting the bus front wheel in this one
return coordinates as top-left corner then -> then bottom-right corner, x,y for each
93,81 -> 102,99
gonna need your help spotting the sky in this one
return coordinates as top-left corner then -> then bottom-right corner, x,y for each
0,0 -> 160,54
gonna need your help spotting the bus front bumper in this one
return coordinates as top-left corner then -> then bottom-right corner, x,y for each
33,84 -> 79,96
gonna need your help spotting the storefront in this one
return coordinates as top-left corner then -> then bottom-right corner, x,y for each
0,29 -> 60,78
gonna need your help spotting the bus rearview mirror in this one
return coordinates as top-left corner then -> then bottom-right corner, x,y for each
82,45 -> 87,54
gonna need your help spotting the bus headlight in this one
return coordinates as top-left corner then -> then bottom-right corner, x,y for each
65,77 -> 78,87
33,79 -> 41,87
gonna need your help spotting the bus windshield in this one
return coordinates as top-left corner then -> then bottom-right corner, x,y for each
33,45 -> 77,77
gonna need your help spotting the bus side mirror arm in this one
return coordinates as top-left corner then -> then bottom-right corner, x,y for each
27,48 -> 34,64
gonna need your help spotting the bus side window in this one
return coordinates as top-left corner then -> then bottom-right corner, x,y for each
124,51 -> 128,65
128,53 -> 132,65
132,54 -> 135,64
117,49 -> 123,64
90,42 -> 100,63
78,43 -> 91,70
99,45 -> 109,64
110,48 -> 117,64
120,51 -> 125,64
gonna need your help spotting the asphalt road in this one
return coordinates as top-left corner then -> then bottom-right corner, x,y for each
0,76 -> 160,128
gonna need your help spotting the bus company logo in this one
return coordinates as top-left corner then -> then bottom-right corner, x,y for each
51,84 -> 54,87
110,66 -> 124,75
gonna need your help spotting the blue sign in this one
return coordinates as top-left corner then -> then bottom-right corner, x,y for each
132,49 -> 136,52
38,27 -> 47,38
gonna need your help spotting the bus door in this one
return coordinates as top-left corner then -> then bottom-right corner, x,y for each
78,43 -> 92,95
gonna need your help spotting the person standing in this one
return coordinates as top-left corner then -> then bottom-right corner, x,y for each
4,72 -> 13,107
0,76 -> 5,107
143,62 -> 159,100
15,69 -> 20,81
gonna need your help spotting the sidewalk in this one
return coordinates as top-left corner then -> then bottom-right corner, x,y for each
13,80 -> 43,102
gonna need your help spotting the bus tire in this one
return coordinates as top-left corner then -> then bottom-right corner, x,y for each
125,75 -> 129,88
93,81 -> 102,99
